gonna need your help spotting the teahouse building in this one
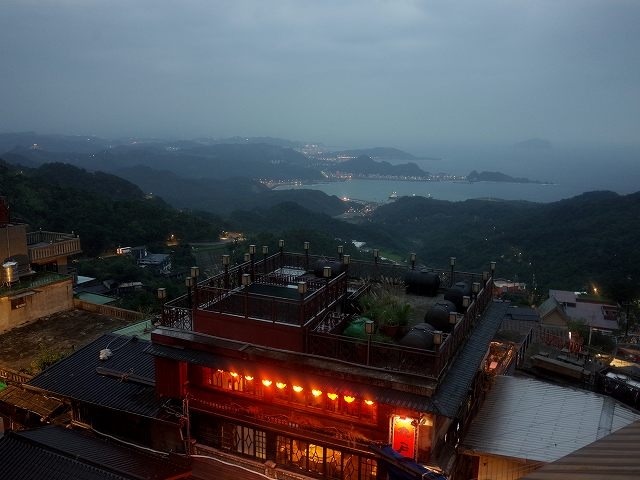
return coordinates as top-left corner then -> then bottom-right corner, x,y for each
152,244 -> 505,479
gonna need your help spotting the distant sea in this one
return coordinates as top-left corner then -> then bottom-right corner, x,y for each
276,145 -> 640,204
275,179 -> 570,203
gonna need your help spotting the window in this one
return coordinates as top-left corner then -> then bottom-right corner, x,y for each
222,423 -> 266,460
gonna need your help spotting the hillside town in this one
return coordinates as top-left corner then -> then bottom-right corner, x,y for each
1,195 -> 639,480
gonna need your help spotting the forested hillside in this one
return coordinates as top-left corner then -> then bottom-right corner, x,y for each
0,160 -> 222,256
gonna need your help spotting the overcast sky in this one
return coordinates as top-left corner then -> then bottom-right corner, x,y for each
2,0 -> 639,149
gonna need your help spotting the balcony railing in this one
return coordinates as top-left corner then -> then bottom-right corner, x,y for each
160,252 -> 494,380
27,230 -> 82,263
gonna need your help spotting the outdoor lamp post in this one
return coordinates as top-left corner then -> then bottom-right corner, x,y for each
242,273 -> 251,318
304,241 -> 310,270
343,254 -> 350,277
279,239 -> 285,267
365,319 -> 375,365
449,311 -> 457,328
450,256 -> 456,287
373,249 -> 379,264
433,330 -> 443,352
222,254 -> 230,289
190,266 -> 200,308
337,245 -> 344,260
482,270 -> 490,285
323,265 -> 332,307
490,261 -> 496,277
297,281 -> 307,299
463,295 -> 470,309
297,281 -> 308,324
472,281 -> 481,300
156,287 -> 166,326
249,244 -> 256,281
262,245 -> 268,274
490,261 -> 496,299
410,252 -> 416,270
185,276 -> 194,309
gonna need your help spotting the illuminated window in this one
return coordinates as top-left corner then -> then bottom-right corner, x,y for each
223,423 -> 266,460
308,444 -> 325,474
360,457 -> 377,480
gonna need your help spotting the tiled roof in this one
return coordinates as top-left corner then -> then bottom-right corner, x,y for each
460,375 -> 640,463
0,425 -> 191,480
432,301 -> 509,418
28,333 -> 164,419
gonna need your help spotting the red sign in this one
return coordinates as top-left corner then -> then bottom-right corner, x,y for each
392,416 -> 416,458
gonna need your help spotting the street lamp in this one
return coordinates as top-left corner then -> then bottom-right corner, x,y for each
304,241 -> 310,270
450,257 -> 456,287
365,319 -> 375,365
337,245 -> 344,260
410,252 -> 416,270
279,239 -> 285,267
373,249 -> 379,264
323,265 -> 332,307
490,261 -> 496,277
343,254 -> 350,276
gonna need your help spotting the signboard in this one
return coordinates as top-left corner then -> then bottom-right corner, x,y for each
391,416 -> 416,458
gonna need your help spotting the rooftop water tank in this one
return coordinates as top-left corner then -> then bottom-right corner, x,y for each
444,281 -> 471,311
1,261 -> 18,285
399,322 -> 436,349
405,270 -> 440,296
424,300 -> 457,332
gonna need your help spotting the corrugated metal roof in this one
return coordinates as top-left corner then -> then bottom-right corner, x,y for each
0,431 -> 128,480
16,425 -> 190,480
432,301 -> 510,418
520,420 -> 640,479
0,425 -> 191,480
0,384 -> 64,418
28,333 -> 163,418
460,375 -> 640,463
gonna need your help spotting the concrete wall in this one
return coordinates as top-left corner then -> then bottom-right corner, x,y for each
0,224 -> 28,261
0,278 -> 73,332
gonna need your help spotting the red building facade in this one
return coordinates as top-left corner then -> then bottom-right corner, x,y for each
154,247 -> 495,479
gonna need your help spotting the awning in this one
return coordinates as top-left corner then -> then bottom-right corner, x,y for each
369,444 -> 447,480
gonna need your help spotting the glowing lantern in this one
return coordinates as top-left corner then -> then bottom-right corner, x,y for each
327,393 -> 338,401
262,379 -> 272,387
312,389 -> 323,397
364,399 -> 374,406
244,375 -> 254,381
229,372 -> 238,377
344,395 -> 355,403
276,382 -> 287,389
293,385 -> 303,393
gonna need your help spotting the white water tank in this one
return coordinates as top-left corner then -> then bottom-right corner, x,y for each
1,261 -> 18,285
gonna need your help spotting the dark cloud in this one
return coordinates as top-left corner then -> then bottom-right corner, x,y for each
1,0 -> 639,147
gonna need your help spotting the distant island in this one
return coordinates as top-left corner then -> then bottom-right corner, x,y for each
467,170 -> 547,184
